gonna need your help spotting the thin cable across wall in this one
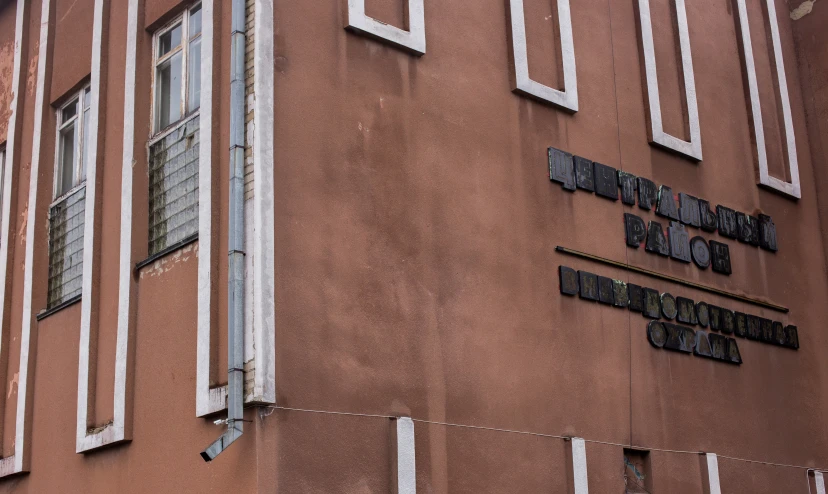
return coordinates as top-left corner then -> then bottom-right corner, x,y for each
253,404 -> 828,475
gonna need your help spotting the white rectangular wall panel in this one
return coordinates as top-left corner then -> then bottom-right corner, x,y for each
638,0 -> 702,161
395,417 -> 416,494
734,0 -> 801,199
76,0 -> 112,453
571,438 -> 588,494
345,0 -> 426,55
509,0 -> 578,112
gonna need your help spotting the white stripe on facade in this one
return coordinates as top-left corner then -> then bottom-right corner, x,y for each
816,471 -> 826,494
395,418 -> 416,494
0,0 -> 28,472
734,0 -> 801,199
637,0 -> 703,161
571,438 -> 589,494
704,453 -> 722,494
195,0 -> 226,418
509,0 -> 578,112
76,0 -> 113,453
345,0 -> 426,55
74,0 -> 139,454
0,0 -> 52,475
252,0 -> 276,405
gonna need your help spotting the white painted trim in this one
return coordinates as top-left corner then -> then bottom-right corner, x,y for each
704,453 -> 722,494
571,438 -> 588,494
111,0 -> 139,449
0,0 -> 53,475
395,417 -> 416,494
734,0 -> 800,199
0,0 -> 27,469
345,0 -> 426,55
195,0 -> 225,418
509,0 -> 578,112
252,0 -> 276,405
75,0 -> 109,453
816,471 -> 826,494
638,0 -> 702,161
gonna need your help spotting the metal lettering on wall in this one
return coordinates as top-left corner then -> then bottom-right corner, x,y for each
548,147 -> 780,277
559,265 -> 801,364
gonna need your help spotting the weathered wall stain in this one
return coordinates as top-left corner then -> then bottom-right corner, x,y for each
138,242 -> 199,279
791,0 -> 817,20
0,39 -> 13,143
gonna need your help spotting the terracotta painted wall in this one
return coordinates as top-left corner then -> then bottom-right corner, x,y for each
0,0 -> 826,492
260,0 -> 828,492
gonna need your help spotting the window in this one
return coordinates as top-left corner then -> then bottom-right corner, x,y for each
148,2 -> 202,256
48,86 -> 91,308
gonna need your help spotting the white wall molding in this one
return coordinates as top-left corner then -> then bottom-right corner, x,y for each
195,0 -> 226,418
703,453 -> 722,494
637,0 -> 702,161
509,0 -> 578,112
345,0 -> 425,55
0,0 -> 51,476
571,438 -> 589,494
816,471 -> 826,494
74,0 -> 138,454
251,0 -> 276,405
734,0 -> 800,199
394,417 -> 416,494
0,5 -> 28,468
75,0 -> 114,453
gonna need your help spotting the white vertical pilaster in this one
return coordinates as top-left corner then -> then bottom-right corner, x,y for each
76,0 -> 114,453
395,417 -> 416,494
571,438 -> 589,494
816,471 -> 826,494
6,0 -> 52,474
195,0 -> 226,418
704,453 -> 722,494
252,0 -> 276,405
0,0 -> 26,468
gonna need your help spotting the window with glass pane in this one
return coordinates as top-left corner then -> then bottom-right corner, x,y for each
149,3 -> 202,257
48,86 -> 91,308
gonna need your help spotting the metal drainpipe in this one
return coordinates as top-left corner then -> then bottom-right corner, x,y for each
201,0 -> 246,462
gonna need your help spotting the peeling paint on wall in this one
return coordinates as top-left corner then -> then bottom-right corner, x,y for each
791,0 -> 817,20
0,40 -> 14,142
26,45 -> 37,97
138,243 -> 199,279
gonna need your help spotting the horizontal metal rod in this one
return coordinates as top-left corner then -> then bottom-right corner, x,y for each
555,246 -> 789,313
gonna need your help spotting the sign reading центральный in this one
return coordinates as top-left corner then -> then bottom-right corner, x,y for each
548,147 -> 779,277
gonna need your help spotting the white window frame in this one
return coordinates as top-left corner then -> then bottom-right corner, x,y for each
149,2 -> 202,143
52,85 -> 91,205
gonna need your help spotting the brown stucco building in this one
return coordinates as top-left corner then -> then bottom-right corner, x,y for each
0,0 -> 827,492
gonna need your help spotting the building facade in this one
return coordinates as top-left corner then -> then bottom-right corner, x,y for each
0,0 -> 827,491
